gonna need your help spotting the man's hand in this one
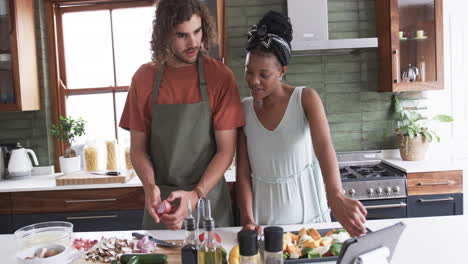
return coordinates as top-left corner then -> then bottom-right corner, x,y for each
329,193 -> 367,237
160,190 -> 199,230
144,185 -> 162,224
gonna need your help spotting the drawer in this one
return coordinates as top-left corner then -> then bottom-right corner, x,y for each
0,193 -> 12,214
13,210 -> 143,232
0,214 -> 13,234
407,170 -> 463,195
408,193 -> 463,217
12,187 -> 144,214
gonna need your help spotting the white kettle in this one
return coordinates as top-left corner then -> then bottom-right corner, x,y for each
7,142 -> 39,177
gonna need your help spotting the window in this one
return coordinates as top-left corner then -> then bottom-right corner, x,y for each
50,1 -> 155,148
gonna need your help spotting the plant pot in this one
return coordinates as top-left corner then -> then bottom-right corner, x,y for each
59,156 -> 81,174
398,134 -> 430,161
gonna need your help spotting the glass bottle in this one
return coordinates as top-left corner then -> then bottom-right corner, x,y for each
264,226 -> 283,264
198,200 -> 223,264
238,230 -> 259,264
182,200 -> 198,264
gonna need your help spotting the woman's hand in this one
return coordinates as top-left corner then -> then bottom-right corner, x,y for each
242,221 -> 263,237
329,193 -> 367,237
144,185 -> 161,224
160,190 -> 199,230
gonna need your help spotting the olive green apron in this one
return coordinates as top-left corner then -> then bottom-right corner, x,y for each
143,55 -> 233,229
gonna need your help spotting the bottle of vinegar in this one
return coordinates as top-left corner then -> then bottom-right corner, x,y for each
182,200 -> 198,264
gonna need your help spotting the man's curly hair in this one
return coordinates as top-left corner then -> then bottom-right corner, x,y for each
151,0 -> 217,65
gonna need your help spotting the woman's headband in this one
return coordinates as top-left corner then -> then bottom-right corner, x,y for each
246,24 -> 291,66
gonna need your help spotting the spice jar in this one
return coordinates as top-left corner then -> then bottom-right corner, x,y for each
264,226 -> 283,264
238,230 -> 259,264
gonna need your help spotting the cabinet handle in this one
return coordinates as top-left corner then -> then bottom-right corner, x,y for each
418,197 -> 454,203
8,0 -> 15,34
364,202 -> 407,210
65,198 -> 117,203
66,215 -> 118,220
392,49 -> 399,83
416,182 -> 451,186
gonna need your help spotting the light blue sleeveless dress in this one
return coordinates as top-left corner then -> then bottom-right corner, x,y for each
242,86 -> 331,225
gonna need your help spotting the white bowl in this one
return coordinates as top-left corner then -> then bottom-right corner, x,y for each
16,244 -> 69,264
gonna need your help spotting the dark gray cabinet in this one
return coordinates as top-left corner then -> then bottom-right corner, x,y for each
408,193 -> 463,218
13,210 -> 143,232
0,214 -> 13,234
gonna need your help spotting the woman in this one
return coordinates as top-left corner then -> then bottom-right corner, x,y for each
236,11 -> 367,237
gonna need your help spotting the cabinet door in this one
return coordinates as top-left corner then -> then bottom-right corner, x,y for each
0,0 -> 40,111
0,214 -> 13,234
200,0 -> 226,62
13,209 -> 144,232
376,0 -> 444,92
408,193 -> 463,217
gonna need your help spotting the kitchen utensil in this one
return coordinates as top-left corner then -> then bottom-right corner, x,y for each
132,232 -> 177,248
90,171 -> 120,176
14,221 -> 73,250
7,142 -> 39,177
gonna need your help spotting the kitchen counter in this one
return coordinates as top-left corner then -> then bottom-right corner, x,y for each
383,158 -> 464,173
0,169 -> 236,193
1,215 -> 467,264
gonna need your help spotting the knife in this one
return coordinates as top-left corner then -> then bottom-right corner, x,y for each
90,171 -> 120,176
132,232 -> 177,248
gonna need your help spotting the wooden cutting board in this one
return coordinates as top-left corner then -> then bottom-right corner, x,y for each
55,170 -> 136,186
72,240 -> 184,264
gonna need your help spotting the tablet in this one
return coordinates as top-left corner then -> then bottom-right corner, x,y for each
337,221 -> 406,264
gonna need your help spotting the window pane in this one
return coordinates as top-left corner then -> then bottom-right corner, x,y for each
116,91 -> 130,145
112,7 -> 154,86
62,10 -> 114,88
66,93 -> 116,144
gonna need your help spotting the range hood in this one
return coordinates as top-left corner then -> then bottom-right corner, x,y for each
287,0 -> 378,51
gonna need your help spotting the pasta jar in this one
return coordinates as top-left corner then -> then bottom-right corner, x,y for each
105,140 -> 118,170
84,144 -> 98,171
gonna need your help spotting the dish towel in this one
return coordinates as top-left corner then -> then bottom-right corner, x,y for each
354,246 -> 390,264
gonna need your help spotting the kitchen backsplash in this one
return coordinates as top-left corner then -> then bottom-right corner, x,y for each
0,0 -> 426,166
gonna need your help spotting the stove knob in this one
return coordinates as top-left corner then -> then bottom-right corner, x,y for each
393,186 -> 400,193
385,187 -> 392,194
376,187 -> 383,195
348,189 -> 356,197
367,188 -> 374,195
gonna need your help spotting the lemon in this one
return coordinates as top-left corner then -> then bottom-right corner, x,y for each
228,244 -> 239,264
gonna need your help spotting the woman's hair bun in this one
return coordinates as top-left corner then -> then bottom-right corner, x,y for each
257,10 -> 293,44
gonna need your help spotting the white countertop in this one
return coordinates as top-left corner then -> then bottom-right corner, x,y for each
382,149 -> 465,173
0,169 -> 236,193
2,215 -> 467,264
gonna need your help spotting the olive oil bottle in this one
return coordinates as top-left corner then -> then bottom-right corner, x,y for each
182,200 -> 198,264
198,200 -> 223,264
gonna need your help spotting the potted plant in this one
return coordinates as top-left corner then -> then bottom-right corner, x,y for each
393,95 -> 453,161
51,115 -> 86,173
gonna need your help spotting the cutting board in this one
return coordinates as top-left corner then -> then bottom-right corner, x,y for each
55,170 -> 136,186
72,240 -> 184,264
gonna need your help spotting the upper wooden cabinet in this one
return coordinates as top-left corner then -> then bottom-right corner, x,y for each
0,0 -> 40,112
376,0 -> 444,92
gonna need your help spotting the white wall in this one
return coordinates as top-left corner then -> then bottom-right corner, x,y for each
427,1 -> 468,213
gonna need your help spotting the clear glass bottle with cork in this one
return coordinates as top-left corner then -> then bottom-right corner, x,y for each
198,199 -> 223,264
264,226 -> 284,264
181,200 -> 198,264
238,230 -> 259,264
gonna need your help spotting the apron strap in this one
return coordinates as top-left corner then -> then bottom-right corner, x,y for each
152,54 -> 208,105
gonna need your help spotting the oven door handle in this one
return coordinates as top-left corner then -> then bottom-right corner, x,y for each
364,202 -> 407,210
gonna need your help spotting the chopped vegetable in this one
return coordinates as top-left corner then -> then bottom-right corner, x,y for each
301,247 -> 321,259
136,236 -> 157,253
283,252 -> 289,260
330,243 -> 343,256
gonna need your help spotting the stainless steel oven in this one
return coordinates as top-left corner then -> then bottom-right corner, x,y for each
337,151 -> 407,220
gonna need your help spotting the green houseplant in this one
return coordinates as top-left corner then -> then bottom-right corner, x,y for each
393,95 -> 453,160
51,115 -> 86,173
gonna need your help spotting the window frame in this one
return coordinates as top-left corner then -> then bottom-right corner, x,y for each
45,0 -> 154,170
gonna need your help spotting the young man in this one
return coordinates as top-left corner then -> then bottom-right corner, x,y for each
119,0 -> 244,230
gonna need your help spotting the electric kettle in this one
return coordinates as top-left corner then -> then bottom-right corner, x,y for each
7,142 -> 39,177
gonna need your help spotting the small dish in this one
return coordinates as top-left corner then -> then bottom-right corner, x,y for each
414,36 -> 428,40
16,244 -> 68,264
14,221 -> 73,249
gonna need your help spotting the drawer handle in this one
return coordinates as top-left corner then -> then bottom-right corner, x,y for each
364,202 -> 407,210
66,215 -> 118,220
418,197 -> 454,203
65,198 -> 117,203
416,182 -> 451,186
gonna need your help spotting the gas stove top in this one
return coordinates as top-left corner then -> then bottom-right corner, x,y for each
337,151 -> 407,200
